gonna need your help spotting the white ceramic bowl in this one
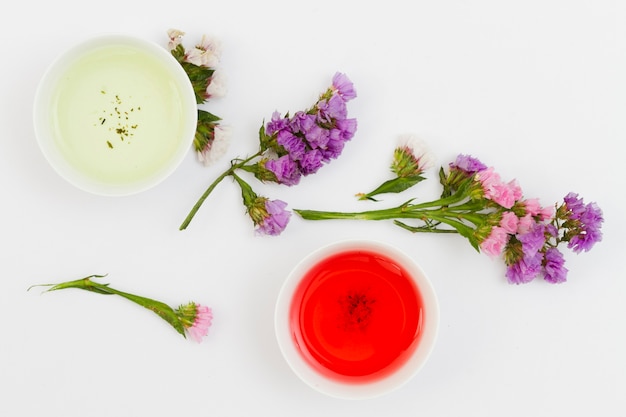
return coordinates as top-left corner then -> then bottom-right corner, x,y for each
33,34 -> 197,196
275,240 -> 439,399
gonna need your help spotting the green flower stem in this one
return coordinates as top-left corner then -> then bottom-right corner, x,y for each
29,275 -> 187,337
294,204 -> 486,250
294,205 -> 479,224
179,152 -> 262,230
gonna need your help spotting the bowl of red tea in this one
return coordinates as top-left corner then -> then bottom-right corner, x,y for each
275,240 -> 439,399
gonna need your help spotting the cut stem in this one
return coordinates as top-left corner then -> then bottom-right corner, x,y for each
179,152 -> 262,230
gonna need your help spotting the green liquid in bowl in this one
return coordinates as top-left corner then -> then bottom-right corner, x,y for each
39,37 -> 195,195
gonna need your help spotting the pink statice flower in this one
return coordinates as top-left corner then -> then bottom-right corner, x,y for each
517,213 -> 534,234
177,302 -> 213,342
522,198 -> 542,216
538,205 -> 555,221
475,167 -> 499,192
476,168 -> 522,209
480,226 -> 509,258
520,199 -> 554,221
490,181 -> 521,209
499,211 -> 519,234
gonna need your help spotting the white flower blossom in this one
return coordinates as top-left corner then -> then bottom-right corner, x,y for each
185,35 -> 222,67
205,70 -> 227,99
397,134 -> 437,171
166,28 -> 185,51
197,125 -> 232,166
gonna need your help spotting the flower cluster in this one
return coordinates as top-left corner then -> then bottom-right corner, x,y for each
295,143 -> 603,284
243,72 -> 357,186
167,29 -> 231,165
179,72 -> 357,235
448,155 -> 603,284
29,275 -> 213,341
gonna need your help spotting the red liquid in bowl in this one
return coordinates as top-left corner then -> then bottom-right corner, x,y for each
289,249 -> 424,383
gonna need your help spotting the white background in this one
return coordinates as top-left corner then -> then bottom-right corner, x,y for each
2,1 -> 625,416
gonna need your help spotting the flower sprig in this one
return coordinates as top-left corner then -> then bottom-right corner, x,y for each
356,134 -> 436,201
167,29 -> 231,166
179,72 -> 357,235
29,275 -> 213,342
295,141 -> 603,284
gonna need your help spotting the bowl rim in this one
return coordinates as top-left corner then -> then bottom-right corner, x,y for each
32,33 -> 198,197
274,239 -> 440,399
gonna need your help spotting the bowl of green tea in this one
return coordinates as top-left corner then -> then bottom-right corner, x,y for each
33,34 -> 197,196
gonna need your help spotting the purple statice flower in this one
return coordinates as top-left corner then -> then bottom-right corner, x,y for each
332,72 -> 357,101
506,253 -> 544,284
506,223 -> 547,284
563,192 -> 587,218
276,130 -> 306,160
450,154 -> 487,174
321,136 -> 347,161
300,150 -> 324,175
265,155 -> 301,186
256,199 -> 291,236
563,193 -> 604,253
334,117 -> 358,141
518,222 -> 547,254
545,223 -> 558,239
568,224 -> 603,253
266,111 -> 290,136
289,111 -> 316,134
319,119 -> 357,161
317,93 -> 348,124
262,73 -> 357,179
543,247 -> 568,284
303,123 -> 330,149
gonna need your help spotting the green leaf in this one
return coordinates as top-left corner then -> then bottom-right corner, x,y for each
359,175 -> 425,201
232,172 -> 258,208
258,121 -> 270,151
393,220 -> 459,234
198,109 -> 221,123
170,44 -> 186,62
